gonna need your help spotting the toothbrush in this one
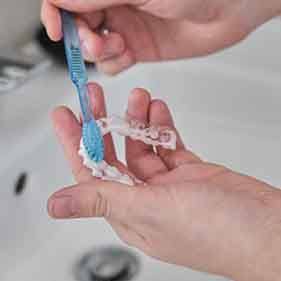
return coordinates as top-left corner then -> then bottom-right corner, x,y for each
61,10 -> 104,163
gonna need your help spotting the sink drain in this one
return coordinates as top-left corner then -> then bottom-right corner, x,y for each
74,246 -> 140,281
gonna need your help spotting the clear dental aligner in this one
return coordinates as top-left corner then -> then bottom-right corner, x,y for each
97,115 -> 177,150
79,115 -> 177,186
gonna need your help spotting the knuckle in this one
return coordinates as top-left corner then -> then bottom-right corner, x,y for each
92,190 -> 112,218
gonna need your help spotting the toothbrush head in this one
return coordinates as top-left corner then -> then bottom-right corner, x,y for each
82,119 -> 104,163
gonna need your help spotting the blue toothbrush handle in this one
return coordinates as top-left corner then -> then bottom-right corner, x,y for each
61,10 -> 92,123
61,10 -> 80,47
76,84 -> 93,123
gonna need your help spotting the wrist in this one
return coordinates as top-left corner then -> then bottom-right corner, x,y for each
228,188 -> 281,281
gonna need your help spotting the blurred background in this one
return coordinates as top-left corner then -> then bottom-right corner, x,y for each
0,0 -> 40,49
0,1 -> 280,281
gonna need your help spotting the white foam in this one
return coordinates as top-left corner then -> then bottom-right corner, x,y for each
79,140 -> 136,186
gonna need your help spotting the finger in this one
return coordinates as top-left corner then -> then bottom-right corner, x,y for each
53,84 -> 133,184
45,0 -> 134,13
52,106 -> 92,182
149,100 -> 202,170
87,83 -> 117,163
96,49 -> 135,75
77,18 -> 126,63
88,84 -> 134,178
77,18 -> 104,62
47,180 -> 141,221
126,89 -> 168,181
41,0 -> 62,41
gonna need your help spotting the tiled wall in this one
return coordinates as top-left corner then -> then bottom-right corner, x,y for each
0,0 -> 41,49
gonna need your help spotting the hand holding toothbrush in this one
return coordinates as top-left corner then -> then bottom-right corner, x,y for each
48,83 -> 281,281
41,0 -> 281,75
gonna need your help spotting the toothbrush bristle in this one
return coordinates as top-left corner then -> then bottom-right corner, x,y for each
82,119 -> 104,163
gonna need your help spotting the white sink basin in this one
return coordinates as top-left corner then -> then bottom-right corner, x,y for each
0,19 -> 280,281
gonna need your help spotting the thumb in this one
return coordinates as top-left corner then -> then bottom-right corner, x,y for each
46,0 -> 137,13
47,179 -> 139,220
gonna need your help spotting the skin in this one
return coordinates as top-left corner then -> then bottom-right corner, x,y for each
41,0 -> 281,74
42,1 -> 281,279
49,83 -> 281,281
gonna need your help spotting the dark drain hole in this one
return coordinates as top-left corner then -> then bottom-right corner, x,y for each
14,172 -> 28,195
75,246 -> 140,281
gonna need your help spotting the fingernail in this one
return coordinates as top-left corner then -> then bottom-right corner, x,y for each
48,196 -> 77,219
81,40 -> 95,61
